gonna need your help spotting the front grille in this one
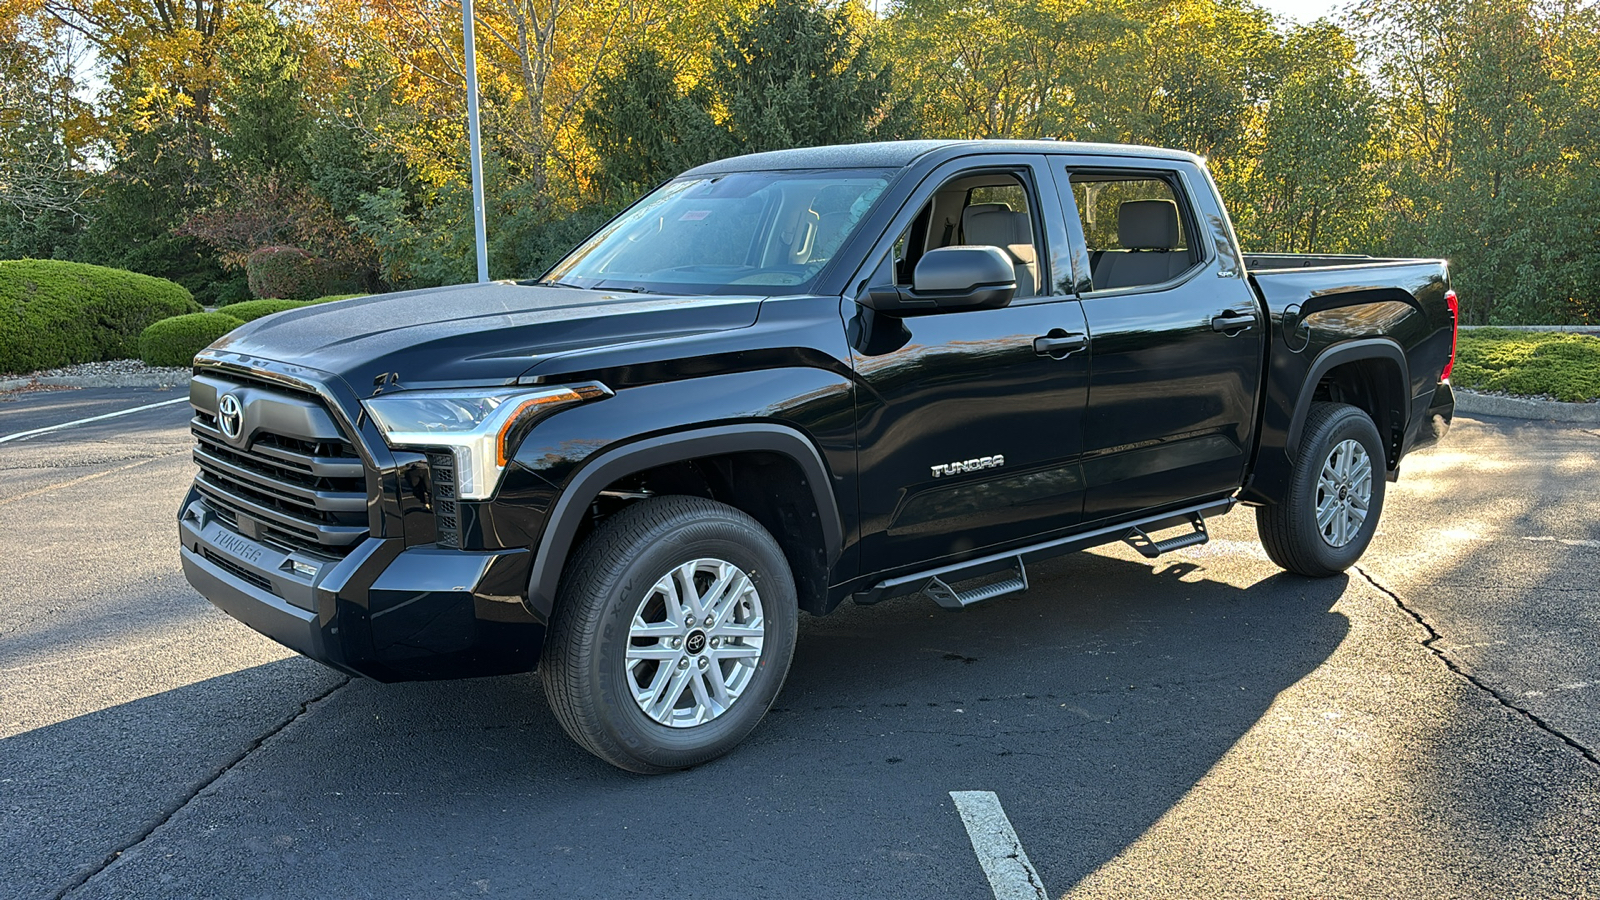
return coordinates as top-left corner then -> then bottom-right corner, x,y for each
190,374 -> 370,558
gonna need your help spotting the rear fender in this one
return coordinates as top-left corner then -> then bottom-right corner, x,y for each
1244,337 -> 1411,505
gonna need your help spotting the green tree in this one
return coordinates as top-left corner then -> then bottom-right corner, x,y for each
216,2 -> 309,176
1355,0 -> 1596,324
712,0 -> 911,153
1243,22 -> 1379,252
581,47 -> 728,202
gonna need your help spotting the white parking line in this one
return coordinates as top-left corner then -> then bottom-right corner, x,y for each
0,396 -> 189,444
1523,535 -> 1600,549
950,790 -> 1049,900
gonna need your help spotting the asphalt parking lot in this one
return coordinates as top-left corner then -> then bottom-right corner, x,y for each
3,386 -> 1597,899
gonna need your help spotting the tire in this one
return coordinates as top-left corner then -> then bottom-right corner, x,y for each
540,495 -> 798,773
1256,402 -> 1387,577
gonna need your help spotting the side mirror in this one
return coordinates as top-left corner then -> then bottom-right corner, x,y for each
861,246 -> 1017,316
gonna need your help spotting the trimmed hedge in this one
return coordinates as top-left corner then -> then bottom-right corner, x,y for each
222,294 -> 360,322
0,259 -> 200,375
1454,328 -> 1600,402
138,312 -> 246,368
245,246 -> 360,300
221,298 -> 313,321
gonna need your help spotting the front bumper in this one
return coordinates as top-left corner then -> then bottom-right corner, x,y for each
179,488 -> 545,681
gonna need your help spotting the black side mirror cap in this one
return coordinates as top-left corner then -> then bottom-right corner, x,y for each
861,246 -> 1017,317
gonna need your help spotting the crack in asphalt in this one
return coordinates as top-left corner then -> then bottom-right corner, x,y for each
54,676 -> 352,899
1357,565 -> 1600,770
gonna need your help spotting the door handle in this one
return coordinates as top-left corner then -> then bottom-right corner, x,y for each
1211,311 -> 1256,334
1033,331 -> 1087,359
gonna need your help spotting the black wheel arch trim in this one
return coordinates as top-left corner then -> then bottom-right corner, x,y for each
1286,338 -> 1411,465
523,423 -> 844,622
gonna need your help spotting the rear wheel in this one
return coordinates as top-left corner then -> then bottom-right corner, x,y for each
540,495 -> 797,773
1256,401 -> 1387,577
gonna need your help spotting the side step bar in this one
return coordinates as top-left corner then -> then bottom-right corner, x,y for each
1122,514 -> 1209,559
853,497 -> 1237,610
924,557 -> 1028,610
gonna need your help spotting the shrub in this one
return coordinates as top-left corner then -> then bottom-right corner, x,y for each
211,275 -> 254,306
245,245 -> 360,299
221,298 -> 312,321
0,259 -> 200,375
138,312 -> 246,368
222,293 -> 363,322
1454,328 -> 1600,402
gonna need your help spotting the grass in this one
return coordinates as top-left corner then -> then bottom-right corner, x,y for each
1453,328 -> 1600,403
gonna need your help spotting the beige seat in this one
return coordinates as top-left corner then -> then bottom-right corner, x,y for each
1090,199 -> 1192,290
961,203 -> 1038,298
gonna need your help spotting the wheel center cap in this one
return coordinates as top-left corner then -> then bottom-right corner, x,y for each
685,630 -> 707,654
1338,485 -> 1349,501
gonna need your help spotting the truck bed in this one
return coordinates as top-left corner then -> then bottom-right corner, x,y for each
1243,253 -> 1431,271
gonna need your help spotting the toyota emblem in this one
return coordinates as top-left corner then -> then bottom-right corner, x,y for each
217,393 -> 244,441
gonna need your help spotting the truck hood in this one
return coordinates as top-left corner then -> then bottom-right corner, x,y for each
209,282 -> 766,391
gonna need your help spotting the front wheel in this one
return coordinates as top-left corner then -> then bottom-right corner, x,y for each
1256,402 -> 1387,577
540,496 -> 798,773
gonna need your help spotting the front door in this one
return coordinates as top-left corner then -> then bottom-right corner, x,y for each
850,156 -> 1091,573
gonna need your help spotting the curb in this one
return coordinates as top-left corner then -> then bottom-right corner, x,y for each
0,373 -> 190,393
1454,390 -> 1600,424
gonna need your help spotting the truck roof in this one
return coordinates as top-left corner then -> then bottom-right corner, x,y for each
682,139 -> 1205,176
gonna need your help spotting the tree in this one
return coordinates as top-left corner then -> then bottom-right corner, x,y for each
0,16 -> 95,258
712,0 -> 910,152
1353,0 -> 1598,323
581,47 -> 726,202
1245,23 -> 1379,252
216,2 -> 310,176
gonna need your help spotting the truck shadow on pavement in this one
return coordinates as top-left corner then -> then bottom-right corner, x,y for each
8,551 -> 1351,900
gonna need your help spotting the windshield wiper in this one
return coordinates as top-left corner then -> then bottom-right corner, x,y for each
595,284 -> 663,295
532,279 -> 586,289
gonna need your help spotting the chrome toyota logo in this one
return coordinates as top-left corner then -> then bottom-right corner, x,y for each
217,393 -> 244,441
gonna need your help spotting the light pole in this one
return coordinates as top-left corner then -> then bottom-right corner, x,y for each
462,0 -> 490,283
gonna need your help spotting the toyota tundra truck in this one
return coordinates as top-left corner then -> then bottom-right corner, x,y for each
178,140 -> 1456,772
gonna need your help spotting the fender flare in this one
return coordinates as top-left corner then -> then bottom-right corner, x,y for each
524,423 -> 844,622
1286,337 -> 1411,462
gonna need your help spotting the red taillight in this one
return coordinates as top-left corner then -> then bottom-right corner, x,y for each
1441,289 -> 1459,381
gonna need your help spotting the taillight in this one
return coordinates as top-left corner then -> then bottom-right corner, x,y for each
1441,289 -> 1459,381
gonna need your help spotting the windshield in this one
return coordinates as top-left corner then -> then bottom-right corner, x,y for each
542,168 -> 892,296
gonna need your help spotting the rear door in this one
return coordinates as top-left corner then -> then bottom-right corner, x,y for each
1050,157 -> 1265,523
848,154 -> 1092,573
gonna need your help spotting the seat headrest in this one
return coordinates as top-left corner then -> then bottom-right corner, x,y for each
1118,199 -> 1180,250
963,203 -> 1033,248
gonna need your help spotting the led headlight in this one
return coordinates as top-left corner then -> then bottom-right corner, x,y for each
362,383 -> 609,500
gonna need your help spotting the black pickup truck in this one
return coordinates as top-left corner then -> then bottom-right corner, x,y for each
179,140 -> 1456,772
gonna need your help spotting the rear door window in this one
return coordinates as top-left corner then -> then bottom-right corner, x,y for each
1067,174 -> 1201,292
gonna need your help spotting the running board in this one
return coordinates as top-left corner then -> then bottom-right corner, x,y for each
1122,514 -> 1209,559
852,497 -> 1238,608
923,557 -> 1028,609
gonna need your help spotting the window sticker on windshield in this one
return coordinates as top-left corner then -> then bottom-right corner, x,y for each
679,210 -> 712,221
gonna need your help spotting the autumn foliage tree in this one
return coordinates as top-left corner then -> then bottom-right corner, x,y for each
2,0 -> 1598,321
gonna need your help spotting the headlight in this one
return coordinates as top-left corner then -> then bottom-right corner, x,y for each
362,383 -> 609,500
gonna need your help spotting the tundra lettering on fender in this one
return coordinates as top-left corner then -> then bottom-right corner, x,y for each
179,139 -> 1456,773
931,455 -> 1005,478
